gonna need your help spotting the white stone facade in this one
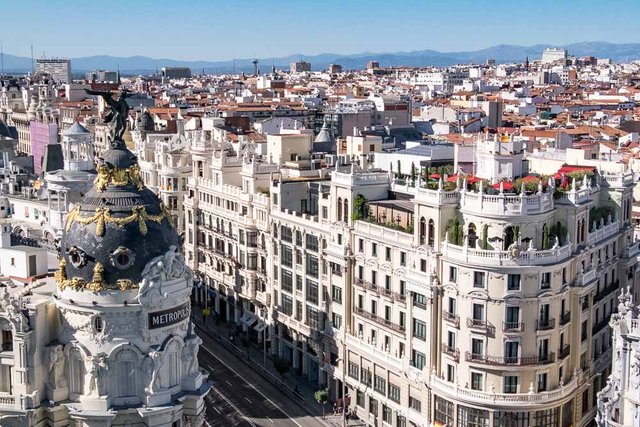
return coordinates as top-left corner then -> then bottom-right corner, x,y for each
0,247 -> 207,427
171,131 -> 639,427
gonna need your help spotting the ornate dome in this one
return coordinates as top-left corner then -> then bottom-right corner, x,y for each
57,141 -> 179,292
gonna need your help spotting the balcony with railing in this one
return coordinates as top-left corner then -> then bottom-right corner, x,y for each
354,220 -> 413,247
354,279 -> 406,303
560,311 -> 571,326
466,318 -> 496,335
587,219 -> 620,245
354,307 -> 405,333
502,321 -> 524,332
444,311 -> 460,328
558,345 -> 571,360
430,371 -> 580,407
441,343 -> 460,362
579,268 -> 598,287
0,395 -> 17,408
460,188 -> 555,217
601,170 -> 635,189
441,240 -> 572,267
536,318 -> 556,331
594,280 -> 619,304
592,318 -> 610,335
346,334 -> 403,370
465,352 -> 556,366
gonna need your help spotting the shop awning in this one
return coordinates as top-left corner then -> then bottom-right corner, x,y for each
239,312 -> 257,326
253,321 -> 267,333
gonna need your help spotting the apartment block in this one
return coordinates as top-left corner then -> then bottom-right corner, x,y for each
172,125 -> 638,427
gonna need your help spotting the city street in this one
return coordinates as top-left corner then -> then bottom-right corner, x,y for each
197,325 -> 330,427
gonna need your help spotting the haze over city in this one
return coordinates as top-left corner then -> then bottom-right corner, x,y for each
2,0 -> 640,60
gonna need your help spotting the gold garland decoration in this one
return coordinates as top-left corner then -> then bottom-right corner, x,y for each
65,204 -> 173,237
94,164 -> 145,192
55,260 -> 138,292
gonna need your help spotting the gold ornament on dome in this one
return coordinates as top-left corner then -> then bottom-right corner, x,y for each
55,261 -> 139,293
94,164 -> 144,192
65,204 -> 173,237
54,259 -> 67,283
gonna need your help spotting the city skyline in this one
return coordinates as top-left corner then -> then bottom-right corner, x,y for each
2,0 -> 640,61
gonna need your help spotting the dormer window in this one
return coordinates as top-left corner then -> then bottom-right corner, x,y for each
67,246 -> 88,268
110,247 -> 135,270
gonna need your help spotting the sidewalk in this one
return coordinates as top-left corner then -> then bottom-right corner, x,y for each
192,305 -> 365,426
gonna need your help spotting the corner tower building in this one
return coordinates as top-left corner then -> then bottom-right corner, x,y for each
53,137 -> 208,425
0,135 -> 208,425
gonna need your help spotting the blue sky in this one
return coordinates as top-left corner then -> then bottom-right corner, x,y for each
3,0 -> 639,60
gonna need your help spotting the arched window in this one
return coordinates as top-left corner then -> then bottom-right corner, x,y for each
166,342 -> 182,388
467,223 -> 477,248
504,226 -> 515,250
116,350 -> 137,397
337,198 -> 343,221
428,219 -> 435,248
419,217 -> 426,245
343,200 -> 349,222
68,348 -> 85,396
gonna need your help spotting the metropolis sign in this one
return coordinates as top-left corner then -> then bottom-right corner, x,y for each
148,301 -> 191,329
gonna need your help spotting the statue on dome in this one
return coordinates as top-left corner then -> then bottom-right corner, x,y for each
85,89 -> 130,142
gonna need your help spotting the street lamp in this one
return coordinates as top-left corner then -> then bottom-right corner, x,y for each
342,325 -> 350,427
260,306 -> 268,367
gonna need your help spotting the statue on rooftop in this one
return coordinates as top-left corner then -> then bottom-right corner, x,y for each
85,89 -> 130,143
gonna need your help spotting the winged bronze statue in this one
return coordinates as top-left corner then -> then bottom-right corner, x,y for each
85,89 -> 130,141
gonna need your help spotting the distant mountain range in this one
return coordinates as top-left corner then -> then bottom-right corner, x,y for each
1,41 -> 639,75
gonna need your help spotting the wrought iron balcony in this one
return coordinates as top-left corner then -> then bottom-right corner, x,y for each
594,280 -> 619,304
592,318 -> 610,335
444,312 -> 460,328
560,311 -> 571,326
354,307 -> 405,333
502,321 -> 524,332
536,318 -> 555,331
465,352 -> 555,366
441,343 -> 460,362
558,345 -> 571,360
467,318 -> 496,335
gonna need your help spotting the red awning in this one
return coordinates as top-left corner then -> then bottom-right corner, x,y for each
492,181 -> 514,190
556,164 -> 596,174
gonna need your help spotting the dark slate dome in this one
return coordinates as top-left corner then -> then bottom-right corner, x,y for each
60,142 -> 179,288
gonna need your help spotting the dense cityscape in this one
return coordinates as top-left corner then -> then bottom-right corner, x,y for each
1,19 -> 640,427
